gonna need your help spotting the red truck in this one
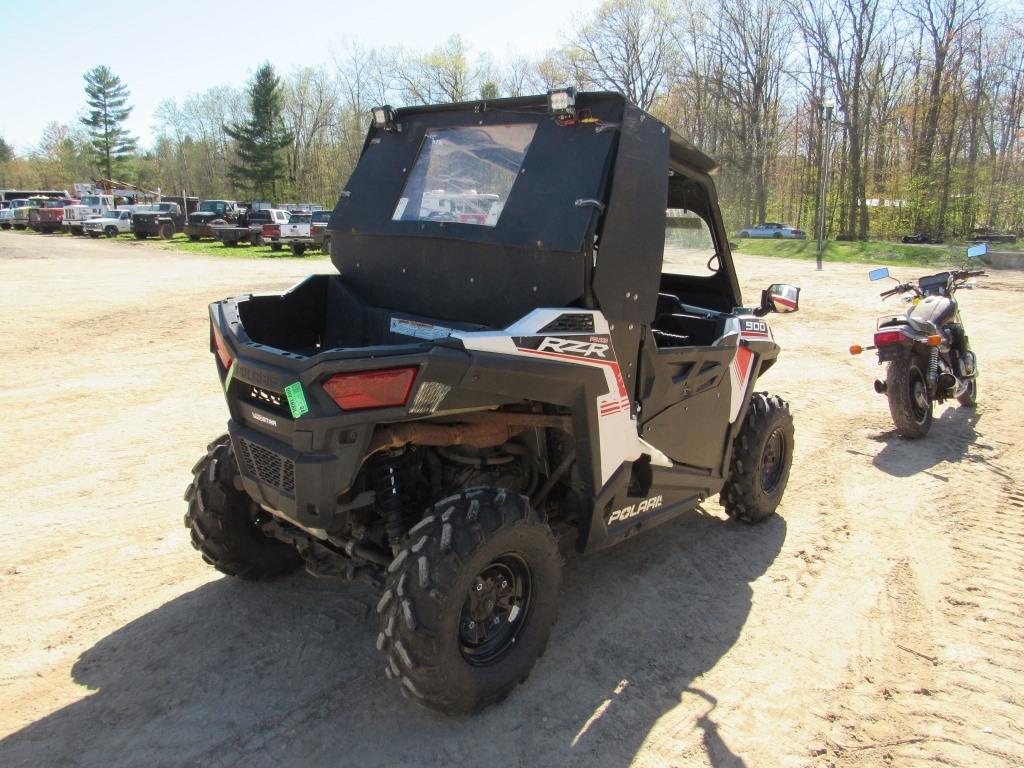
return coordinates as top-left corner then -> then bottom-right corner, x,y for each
29,198 -> 76,233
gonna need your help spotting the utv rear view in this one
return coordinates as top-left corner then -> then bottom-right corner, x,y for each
184,91 -> 800,714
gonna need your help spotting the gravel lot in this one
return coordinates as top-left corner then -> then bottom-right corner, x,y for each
1,231 -> 1022,768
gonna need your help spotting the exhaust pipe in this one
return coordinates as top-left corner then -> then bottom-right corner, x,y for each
874,380 -> 887,394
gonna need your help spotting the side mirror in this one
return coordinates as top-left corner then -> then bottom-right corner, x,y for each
762,283 -> 800,314
966,243 -> 987,258
868,267 -> 890,281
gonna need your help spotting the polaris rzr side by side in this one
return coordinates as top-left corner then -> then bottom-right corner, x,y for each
184,90 -> 801,714
850,244 -> 986,438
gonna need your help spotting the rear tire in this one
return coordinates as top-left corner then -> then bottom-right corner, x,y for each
189,234 -> 201,242
720,392 -> 794,523
89,232 -> 101,238
377,488 -> 561,715
183,435 -> 303,580
291,243 -> 307,256
886,354 -> 932,438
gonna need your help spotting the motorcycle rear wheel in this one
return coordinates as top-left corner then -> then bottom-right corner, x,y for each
886,355 -> 932,438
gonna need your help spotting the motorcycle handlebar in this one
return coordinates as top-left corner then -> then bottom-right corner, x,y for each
880,283 -> 908,298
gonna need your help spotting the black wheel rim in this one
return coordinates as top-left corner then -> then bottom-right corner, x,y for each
459,554 -> 532,666
909,366 -> 929,423
760,428 -> 787,494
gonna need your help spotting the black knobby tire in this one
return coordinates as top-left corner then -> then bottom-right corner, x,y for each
720,392 -> 795,523
886,354 -> 932,438
377,488 -> 561,715
183,435 -> 303,580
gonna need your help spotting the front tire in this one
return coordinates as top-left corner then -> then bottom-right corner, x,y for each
377,488 -> 561,715
886,354 -> 933,438
183,435 -> 303,580
720,393 -> 794,523
104,226 -> 118,238
158,222 -> 174,240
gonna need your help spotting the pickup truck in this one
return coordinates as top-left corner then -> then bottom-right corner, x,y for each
83,208 -> 135,238
64,194 -> 116,235
311,210 -> 331,253
214,208 -> 289,246
131,202 -> 185,239
30,198 -> 76,233
184,200 -> 243,241
262,211 -> 315,254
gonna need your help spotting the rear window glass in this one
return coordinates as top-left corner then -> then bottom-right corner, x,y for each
392,124 -> 536,228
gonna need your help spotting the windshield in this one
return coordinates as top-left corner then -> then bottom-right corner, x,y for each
392,124 -> 536,228
200,201 -> 227,213
81,196 -> 101,206
44,199 -> 65,208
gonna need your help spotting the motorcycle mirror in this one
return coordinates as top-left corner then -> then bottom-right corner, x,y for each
966,243 -> 987,259
868,267 -> 890,281
761,283 -> 800,314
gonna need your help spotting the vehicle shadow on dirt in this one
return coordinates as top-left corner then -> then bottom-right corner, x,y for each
0,508 -> 785,768
868,406 -> 984,478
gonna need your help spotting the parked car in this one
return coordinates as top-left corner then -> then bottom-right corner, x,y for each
970,228 -> 1017,245
64,194 -> 117,235
10,198 -> 48,230
29,198 -> 76,233
902,233 -> 943,244
215,207 -> 290,246
131,202 -> 185,239
83,208 -> 135,238
184,200 -> 243,241
0,202 -> 19,230
312,209 -> 331,253
736,222 -> 806,239
263,210 -> 316,254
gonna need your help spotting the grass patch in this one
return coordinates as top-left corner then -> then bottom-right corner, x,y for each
134,234 -> 327,260
732,239 -> 970,267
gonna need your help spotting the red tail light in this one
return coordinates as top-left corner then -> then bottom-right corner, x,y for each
212,326 -> 233,370
324,367 -> 417,410
873,330 -> 908,346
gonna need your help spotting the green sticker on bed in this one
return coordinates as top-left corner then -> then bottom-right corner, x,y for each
284,381 -> 309,418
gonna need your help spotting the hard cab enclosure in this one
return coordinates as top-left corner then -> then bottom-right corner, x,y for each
209,92 -> 796,555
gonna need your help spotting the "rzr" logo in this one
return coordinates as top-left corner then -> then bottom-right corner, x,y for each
537,337 -> 610,359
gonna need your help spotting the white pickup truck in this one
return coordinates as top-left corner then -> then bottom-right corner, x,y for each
83,208 -> 134,238
64,194 -> 117,235
262,210 -> 314,255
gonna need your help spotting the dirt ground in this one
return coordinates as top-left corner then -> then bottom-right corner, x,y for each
1,232 -> 1022,768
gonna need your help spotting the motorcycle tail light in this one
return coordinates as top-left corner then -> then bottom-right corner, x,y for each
324,367 -> 417,410
873,330 -> 907,346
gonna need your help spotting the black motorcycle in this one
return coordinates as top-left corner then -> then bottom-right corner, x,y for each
851,258 -> 986,438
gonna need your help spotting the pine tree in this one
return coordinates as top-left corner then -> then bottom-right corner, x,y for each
0,137 -> 13,163
80,65 -> 137,179
225,63 -> 293,199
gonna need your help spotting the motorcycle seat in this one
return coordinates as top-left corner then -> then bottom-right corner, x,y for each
907,296 -> 955,335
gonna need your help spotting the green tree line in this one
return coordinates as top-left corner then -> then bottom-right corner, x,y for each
1,0 -> 1021,239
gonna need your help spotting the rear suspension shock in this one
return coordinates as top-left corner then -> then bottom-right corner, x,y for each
374,450 -> 408,554
927,347 -> 939,387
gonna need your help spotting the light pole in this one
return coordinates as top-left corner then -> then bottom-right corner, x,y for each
816,99 -> 834,271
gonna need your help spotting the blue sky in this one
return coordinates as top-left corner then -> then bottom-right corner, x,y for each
1,0 -> 591,153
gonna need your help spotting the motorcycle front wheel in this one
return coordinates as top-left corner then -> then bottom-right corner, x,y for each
886,354 -> 933,438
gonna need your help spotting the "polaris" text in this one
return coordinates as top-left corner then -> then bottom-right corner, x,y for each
608,495 -> 663,524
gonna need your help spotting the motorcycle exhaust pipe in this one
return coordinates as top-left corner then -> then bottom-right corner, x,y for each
874,380 -> 887,394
